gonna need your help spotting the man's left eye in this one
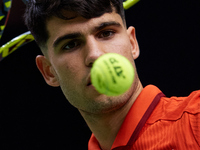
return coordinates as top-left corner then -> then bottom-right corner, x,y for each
99,30 -> 115,38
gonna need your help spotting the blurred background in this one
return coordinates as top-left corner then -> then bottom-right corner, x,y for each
0,0 -> 199,149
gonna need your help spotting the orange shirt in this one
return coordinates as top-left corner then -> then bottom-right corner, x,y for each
88,85 -> 200,150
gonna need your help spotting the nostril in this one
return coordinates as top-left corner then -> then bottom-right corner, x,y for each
85,56 -> 95,67
84,47 -> 105,67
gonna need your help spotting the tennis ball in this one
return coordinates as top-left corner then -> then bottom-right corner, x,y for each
91,53 -> 135,96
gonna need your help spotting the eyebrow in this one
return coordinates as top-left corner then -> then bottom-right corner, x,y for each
93,21 -> 121,33
53,21 -> 122,48
53,33 -> 82,48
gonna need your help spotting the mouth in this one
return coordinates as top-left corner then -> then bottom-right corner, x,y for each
87,81 -> 92,86
86,76 -> 92,86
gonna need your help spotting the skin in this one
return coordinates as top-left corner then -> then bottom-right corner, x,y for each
36,10 -> 143,150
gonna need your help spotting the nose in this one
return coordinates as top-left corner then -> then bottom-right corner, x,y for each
84,37 -> 105,67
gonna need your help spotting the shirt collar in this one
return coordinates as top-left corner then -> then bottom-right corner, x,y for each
88,85 -> 162,150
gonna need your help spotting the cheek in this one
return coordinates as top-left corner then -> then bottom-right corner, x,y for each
52,57 -> 81,85
110,36 -> 135,66
58,63 -> 80,81
55,63 -> 82,99
109,35 -> 132,56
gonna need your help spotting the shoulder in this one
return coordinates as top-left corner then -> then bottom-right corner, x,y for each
146,90 -> 200,145
148,89 -> 200,122
162,90 -> 200,115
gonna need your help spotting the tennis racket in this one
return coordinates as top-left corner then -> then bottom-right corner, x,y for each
0,0 -> 139,61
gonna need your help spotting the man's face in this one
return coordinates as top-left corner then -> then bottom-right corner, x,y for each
38,11 -> 139,114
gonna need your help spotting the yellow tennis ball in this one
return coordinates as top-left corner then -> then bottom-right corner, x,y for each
91,53 -> 135,96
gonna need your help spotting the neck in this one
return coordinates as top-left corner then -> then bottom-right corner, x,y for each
79,81 -> 143,150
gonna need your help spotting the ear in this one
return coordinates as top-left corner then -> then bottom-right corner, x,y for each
127,26 -> 140,60
36,55 -> 60,87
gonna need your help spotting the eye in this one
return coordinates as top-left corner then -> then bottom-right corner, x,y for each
98,30 -> 115,39
63,40 -> 81,51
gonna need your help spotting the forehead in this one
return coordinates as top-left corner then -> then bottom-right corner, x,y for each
47,10 -> 124,31
46,11 -> 125,48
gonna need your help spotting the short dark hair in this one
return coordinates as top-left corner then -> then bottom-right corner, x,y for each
24,0 -> 125,51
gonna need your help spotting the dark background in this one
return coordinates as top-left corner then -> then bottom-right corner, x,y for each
0,0 -> 199,149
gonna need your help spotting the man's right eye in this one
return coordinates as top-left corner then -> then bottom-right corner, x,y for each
63,40 -> 81,51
